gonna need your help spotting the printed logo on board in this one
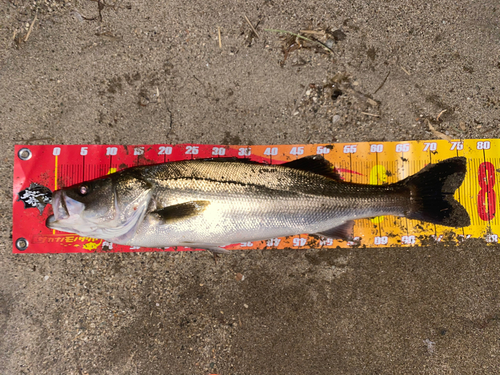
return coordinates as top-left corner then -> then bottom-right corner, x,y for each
17,183 -> 52,214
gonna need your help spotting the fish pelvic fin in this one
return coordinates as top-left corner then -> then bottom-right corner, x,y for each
152,200 -> 210,224
400,157 -> 471,227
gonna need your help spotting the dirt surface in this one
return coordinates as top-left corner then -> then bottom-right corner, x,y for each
1,0 -> 500,374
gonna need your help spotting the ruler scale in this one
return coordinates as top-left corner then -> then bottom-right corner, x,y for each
12,140 -> 500,254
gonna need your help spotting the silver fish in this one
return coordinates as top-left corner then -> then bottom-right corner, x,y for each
46,156 -> 470,251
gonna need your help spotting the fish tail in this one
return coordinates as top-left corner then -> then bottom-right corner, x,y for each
399,157 -> 471,227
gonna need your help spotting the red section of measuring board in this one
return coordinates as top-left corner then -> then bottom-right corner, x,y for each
13,144 -> 274,254
12,142 -> 500,254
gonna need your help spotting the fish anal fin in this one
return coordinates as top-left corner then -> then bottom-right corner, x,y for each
282,155 -> 341,180
180,242 -> 231,254
204,246 -> 231,254
152,200 -> 210,224
316,220 -> 355,240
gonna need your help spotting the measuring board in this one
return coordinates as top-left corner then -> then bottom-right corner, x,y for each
12,140 -> 499,254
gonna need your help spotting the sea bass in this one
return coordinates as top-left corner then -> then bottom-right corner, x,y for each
46,156 -> 470,251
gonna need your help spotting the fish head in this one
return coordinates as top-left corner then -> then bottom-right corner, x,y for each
46,172 -> 153,243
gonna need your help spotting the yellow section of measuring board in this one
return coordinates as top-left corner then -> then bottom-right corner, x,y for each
287,139 -> 499,247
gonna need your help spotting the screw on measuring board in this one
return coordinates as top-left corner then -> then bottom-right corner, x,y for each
16,238 -> 29,251
18,148 -> 32,161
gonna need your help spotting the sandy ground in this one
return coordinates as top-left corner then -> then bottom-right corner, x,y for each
1,0 -> 500,374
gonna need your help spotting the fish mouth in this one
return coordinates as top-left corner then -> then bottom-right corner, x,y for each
47,191 -> 84,229
46,191 -> 68,227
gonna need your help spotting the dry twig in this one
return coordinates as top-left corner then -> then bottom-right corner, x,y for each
373,71 -> 390,95
436,109 -> 447,121
299,30 -> 325,36
426,119 -> 451,141
400,66 -> 411,76
264,28 -> 333,53
24,13 -> 37,42
244,15 -> 259,38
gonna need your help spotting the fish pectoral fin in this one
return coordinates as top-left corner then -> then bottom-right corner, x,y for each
315,220 -> 355,241
151,200 -> 211,224
282,155 -> 342,180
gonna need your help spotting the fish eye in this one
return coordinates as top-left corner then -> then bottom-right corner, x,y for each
78,185 -> 90,196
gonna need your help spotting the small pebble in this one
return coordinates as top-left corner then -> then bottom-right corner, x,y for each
332,115 -> 341,124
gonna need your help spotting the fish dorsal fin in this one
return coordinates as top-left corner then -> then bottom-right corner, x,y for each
203,156 -> 340,179
204,157 -> 262,164
282,155 -> 341,180
316,220 -> 355,240
152,201 -> 210,224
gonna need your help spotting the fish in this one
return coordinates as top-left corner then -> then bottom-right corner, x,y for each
46,156 -> 470,251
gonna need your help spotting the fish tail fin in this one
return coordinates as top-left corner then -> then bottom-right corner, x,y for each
400,157 -> 470,227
